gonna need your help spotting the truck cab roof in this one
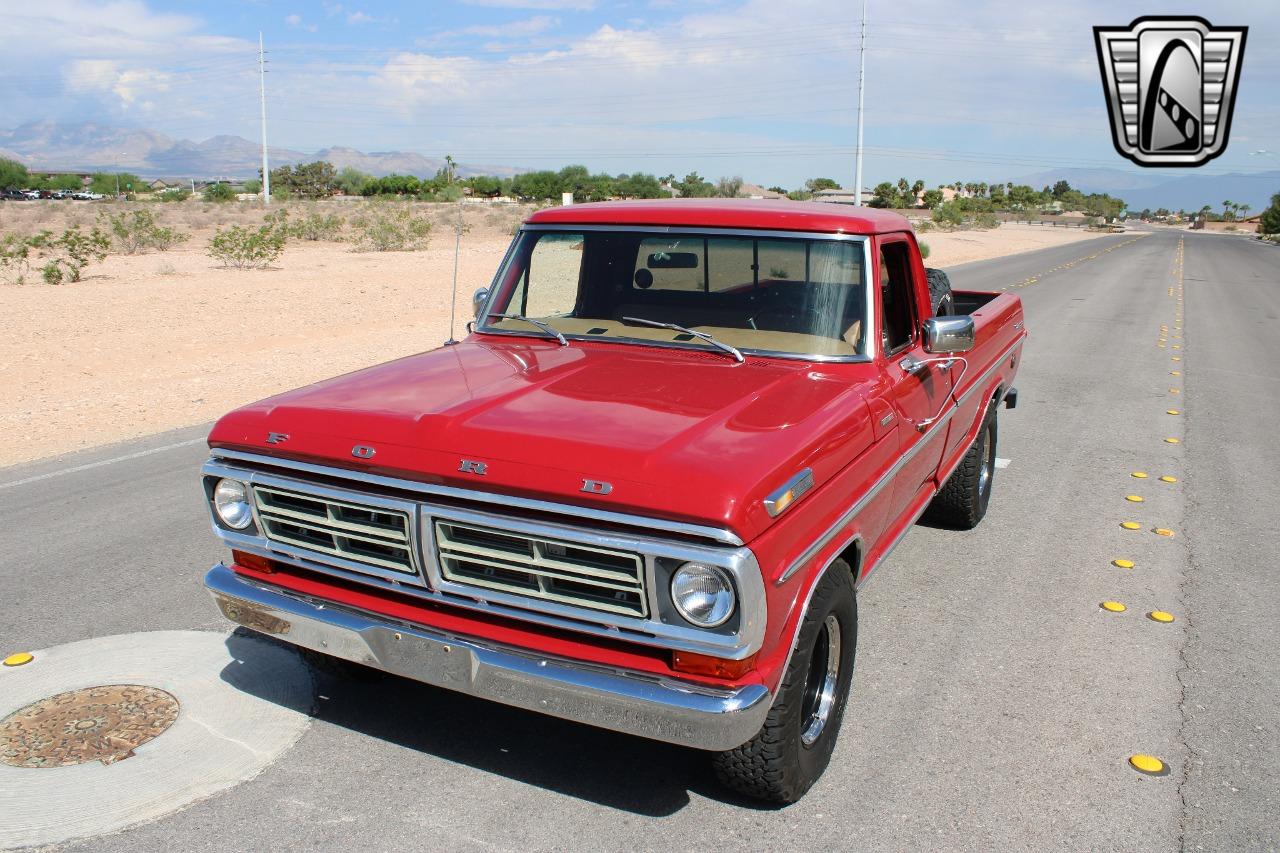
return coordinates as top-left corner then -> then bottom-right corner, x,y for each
527,198 -> 912,236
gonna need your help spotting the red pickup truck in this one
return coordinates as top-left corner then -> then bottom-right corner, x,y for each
202,200 -> 1024,802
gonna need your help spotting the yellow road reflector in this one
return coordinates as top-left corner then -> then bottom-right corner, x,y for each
1126,495 -> 1144,502
1172,356 -> 1182,362
1171,371 -> 1181,376
1159,475 -> 1178,483
1164,437 -> 1181,444
1167,409 -> 1181,415
1121,521 -> 1142,530
3,652 -> 34,667
1101,600 -> 1127,612
1113,558 -> 1135,569
1148,611 -> 1175,623
1129,754 -> 1169,776
1131,472 -> 1148,478
1172,345 -> 1182,350
1154,527 -> 1176,537
1169,388 -> 1180,394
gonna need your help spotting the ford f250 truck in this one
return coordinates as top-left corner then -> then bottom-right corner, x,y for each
202,200 -> 1024,802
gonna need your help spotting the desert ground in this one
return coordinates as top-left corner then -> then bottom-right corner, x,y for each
0,201 -> 1102,467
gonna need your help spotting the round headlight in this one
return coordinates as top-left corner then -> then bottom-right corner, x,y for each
670,563 -> 735,627
213,478 -> 253,530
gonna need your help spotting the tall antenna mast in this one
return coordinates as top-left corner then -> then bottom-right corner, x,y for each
445,199 -> 463,345
258,32 -> 271,206
853,0 -> 867,206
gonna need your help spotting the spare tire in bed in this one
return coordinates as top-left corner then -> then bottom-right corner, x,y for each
925,268 -> 955,317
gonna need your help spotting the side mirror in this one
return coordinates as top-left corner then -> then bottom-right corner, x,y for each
923,315 -> 975,354
472,287 -> 490,321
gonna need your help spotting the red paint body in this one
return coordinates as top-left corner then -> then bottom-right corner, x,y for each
209,200 -> 1025,695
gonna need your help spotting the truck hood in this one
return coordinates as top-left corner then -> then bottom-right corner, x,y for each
209,338 -> 879,541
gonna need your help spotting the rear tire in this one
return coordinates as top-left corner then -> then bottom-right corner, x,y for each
712,561 -> 857,803
925,404 -> 997,529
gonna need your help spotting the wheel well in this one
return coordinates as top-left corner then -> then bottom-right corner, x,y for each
836,538 -> 862,584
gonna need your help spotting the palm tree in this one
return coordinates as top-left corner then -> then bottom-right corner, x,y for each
1222,199 -> 1233,220
1239,204 -> 1251,219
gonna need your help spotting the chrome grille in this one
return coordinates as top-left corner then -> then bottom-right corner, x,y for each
434,520 -> 647,618
252,485 -> 415,575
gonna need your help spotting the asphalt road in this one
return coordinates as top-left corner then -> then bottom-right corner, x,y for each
1,229 -> 1276,851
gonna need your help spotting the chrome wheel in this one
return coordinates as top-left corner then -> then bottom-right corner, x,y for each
978,425 -> 994,495
800,613 -> 842,746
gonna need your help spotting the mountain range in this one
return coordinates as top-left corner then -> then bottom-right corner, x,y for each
1016,167 -> 1280,214
0,121 -> 523,180
2,121 -> 1275,212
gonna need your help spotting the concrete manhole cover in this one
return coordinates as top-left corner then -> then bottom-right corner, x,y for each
2,684 -> 180,768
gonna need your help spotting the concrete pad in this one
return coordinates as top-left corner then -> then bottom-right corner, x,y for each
0,630 -> 311,849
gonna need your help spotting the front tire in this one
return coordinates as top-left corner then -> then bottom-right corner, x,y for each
713,561 -> 857,803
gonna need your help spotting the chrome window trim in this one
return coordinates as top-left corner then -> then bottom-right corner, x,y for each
203,456 -> 767,658
775,334 -> 1024,586
208,449 -> 743,546
474,225 -> 874,364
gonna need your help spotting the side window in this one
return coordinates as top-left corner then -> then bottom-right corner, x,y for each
879,241 -> 916,354
520,232 -> 584,317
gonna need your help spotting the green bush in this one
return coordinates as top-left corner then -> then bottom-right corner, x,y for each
0,233 -> 34,284
932,201 -> 965,229
919,241 -> 931,260
207,222 -> 287,269
349,203 -> 431,252
972,212 -> 1000,230
30,227 -> 111,284
915,220 -> 934,233
203,182 -> 237,203
290,211 -> 345,241
100,208 -> 187,254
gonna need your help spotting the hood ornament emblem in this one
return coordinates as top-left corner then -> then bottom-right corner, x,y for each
266,432 -> 289,444
351,445 -> 376,459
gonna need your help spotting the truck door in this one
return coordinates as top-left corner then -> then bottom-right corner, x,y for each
877,235 -> 954,513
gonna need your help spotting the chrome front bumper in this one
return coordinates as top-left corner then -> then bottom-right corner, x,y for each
204,565 -> 771,751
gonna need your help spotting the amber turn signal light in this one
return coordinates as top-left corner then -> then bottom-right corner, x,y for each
232,549 -> 275,574
672,650 -> 757,679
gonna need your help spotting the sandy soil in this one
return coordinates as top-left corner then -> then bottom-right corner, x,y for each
0,210 -> 1099,468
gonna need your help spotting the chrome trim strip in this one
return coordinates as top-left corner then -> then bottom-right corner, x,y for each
775,333 -> 1024,586
772,534 -> 862,697
208,449 -> 744,546
203,458 -> 767,658
763,468 -> 815,518
776,406 -> 954,586
855,496 -> 932,592
206,564 -> 771,751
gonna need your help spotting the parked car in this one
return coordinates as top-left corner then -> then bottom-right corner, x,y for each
1,189 -> 28,201
201,200 -> 1025,802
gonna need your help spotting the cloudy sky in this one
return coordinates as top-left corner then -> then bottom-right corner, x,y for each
4,0 -> 1277,187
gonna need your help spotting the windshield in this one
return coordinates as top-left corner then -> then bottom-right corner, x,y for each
477,227 -> 869,359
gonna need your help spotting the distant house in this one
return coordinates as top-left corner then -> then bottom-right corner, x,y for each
811,188 -> 875,206
739,182 -> 785,200
148,179 -> 171,191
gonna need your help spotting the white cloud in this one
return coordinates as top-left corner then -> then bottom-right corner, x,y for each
285,13 -> 301,25
345,10 -> 394,25
460,15 -> 559,38
462,0 -> 595,10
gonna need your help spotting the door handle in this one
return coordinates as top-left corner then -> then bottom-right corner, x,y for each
899,356 -> 924,375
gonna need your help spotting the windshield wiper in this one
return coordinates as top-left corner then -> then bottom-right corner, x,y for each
621,317 -> 744,363
489,313 -> 568,346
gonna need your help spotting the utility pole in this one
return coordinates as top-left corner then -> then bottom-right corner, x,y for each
853,0 -> 867,206
259,32 -> 271,205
